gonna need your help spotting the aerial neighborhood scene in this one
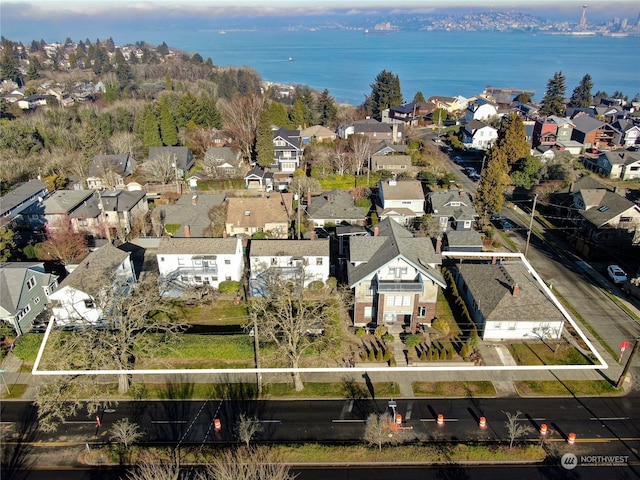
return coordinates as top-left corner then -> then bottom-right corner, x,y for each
0,0 -> 639,478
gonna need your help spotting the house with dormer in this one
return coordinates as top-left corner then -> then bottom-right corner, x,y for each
248,239 -> 330,296
347,218 -> 445,332
532,116 -> 575,149
450,260 -> 565,340
340,119 -> 403,144
0,262 -> 58,335
272,128 -> 303,173
87,154 -> 137,189
148,147 -> 195,179
461,120 -> 497,150
427,190 -> 477,232
376,179 -> 425,226
203,146 -> 243,178
48,245 -> 135,326
98,189 -> 149,239
156,236 -> 244,294
225,194 -> 293,239
612,119 -> 640,147
371,140 -> 408,157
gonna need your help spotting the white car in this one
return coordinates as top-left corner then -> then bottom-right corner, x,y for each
607,265 -> 627,284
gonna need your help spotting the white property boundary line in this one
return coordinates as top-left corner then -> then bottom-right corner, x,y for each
32,252 -> 607,377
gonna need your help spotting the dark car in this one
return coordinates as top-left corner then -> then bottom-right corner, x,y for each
500,219 -> 513,230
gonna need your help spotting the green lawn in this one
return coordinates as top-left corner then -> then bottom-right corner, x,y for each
515,380 -> 619,396
180,300 -> 249,326
507,343 -> 593,366
12,334 -> 44,363
264,381 -> 399,398
0,384 -> 28,399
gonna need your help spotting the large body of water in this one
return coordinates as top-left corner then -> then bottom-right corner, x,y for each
6,18 -> 639,104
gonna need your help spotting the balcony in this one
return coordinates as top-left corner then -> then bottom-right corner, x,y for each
376,279 -> 423,293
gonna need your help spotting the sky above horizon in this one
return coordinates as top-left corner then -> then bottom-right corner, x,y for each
2,1 -> 638,21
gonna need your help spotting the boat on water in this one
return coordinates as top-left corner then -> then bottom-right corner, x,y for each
218,31 -> 226,34
288,57 -> 293,61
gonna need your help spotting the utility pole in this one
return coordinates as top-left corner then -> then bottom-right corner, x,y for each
524,193 -> 538,258
617,337 -> 640,389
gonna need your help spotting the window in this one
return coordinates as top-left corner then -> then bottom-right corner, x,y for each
418,306 -> 426,317
26,276 -> 36,290
177,257 -> 185,266
181,276 -> 189,282
226,276 -> 231,281
316,258 -> 323,266
84,299 -> 94,309
34,296 -> 40,305
365,285 -> 374,296
194,276 -> 202,283
212,276 -> 218,281
160,257 -> 165,262
508,323 -> 516,330
271,258 -> 278,266
225,259 -> 231,265
364,306 -> 373,318
494,322 -> 501,329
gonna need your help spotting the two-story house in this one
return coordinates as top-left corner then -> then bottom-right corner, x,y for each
340,119 -> 403,144
376,179 -> 425,225
0,262 -> 58,335
156,236 -> 244,294
461,120 -> 498,150
348,219 -> 445,333
0,179 -> 47,228
595,151 -> 640,180
427,190 -> 482,252
450,260 -> 565,341
248,239 -> 330,296
148,147 -> 195,179
86,154 -> 137,189
203,146 -> 243,178
225,194 -> 293,239
532,116 -> 575,149
612,119 -> 640,148
571,114 -> 622,150
465,99 -> 498,122
98,190 -> 148,239
272,128 -> 303,173
48,245 -> 135,326
156,193 -> 227,238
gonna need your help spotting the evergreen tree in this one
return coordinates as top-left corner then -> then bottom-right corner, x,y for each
159,99 -> 178,146
267,101 -> 292,129
26,57 -> 41,81
495,113 -> 530,165
80,122 -> 106,161
256,108 -> 275,168
290,98 -> 308,129
191,52 -> 203,64
157,41 -> 170,56
142,105 -> 162,150
540,71 -> 566,116
413,91 -> 426,103
316,89 -> 337,127
568,74 -> 593,108
364,69 -> 403,121
0,41 -> 22,86
475,146 -> 510,218
195,93 -> 222,129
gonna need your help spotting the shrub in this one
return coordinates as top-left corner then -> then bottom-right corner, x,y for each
374,325 -> 388,339
308,280 -> 325,291
367,349 -> 375,361
375,348 -> 383,361
404,334 -> 421,348
460,342 -> 472,358
420,349 -> 427,361
383,347 -> 391,361
389,356 -> 397,367
326,277 -> 338,291
355,328 -> 366,338
382,333 -> 395,344
218,280 -> 241,294
432,318 -> 450,336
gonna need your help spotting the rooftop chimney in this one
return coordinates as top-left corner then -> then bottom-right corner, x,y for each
310,230 -> 316,240
435,235 -> 442,254
512,284 -> 519,297
184,225 -> 191,237
307,190 -> 311,206
373,226 -> 379,237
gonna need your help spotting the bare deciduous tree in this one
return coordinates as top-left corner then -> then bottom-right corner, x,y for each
363,413 -> 408,451
236,413 -> 262,447
108,131 -> 144,159
197,446 -> 295,480
110,418 -> 144,450
221,94 -> 264,163
331,142 -> 350,175
349,135 -> 371,176
503,410 -> 534,449
249,269 -> 341,391
141,153 -> 178,184
39,215 -> 88,265
126,452 -> 185,480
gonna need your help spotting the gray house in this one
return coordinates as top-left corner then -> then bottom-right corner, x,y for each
0,262 -> 58,335
0,179 -> 47,227
148,147 -> 195,179
306,190 -> 367,228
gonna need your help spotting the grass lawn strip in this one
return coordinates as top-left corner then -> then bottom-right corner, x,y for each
0,383 -> 28,399
515,380 -> 620,397
507,343 -> 592,366
412,381 -> 496,397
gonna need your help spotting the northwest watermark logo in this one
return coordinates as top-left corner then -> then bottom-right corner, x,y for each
561,453 -> 629,470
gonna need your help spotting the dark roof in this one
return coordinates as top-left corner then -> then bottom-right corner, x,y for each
347,218 -> 444,287
99,190 -> 146,212
0,179 -> 47,215
428,190 -> 477,219
148,147 -> 193,171
306,190 -> 367,222
571,115 -> 607,133
577,190 -> 639,227
249,239 -> 330,257
89,154 -> 136,177
158,194 -> 226,237
455,262 -> 564,323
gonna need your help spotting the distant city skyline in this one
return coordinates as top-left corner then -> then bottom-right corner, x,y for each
2,1 -> 638,22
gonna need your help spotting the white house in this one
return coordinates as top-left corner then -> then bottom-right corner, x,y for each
451,260 -> 565,341
249,239 -> 330,296
376,179 -> 425,225
156,237 -> 244,293
596,151 -> 640,180
48,245 -> 135,326
465,100 -> 498,122
461,121 -> 498,150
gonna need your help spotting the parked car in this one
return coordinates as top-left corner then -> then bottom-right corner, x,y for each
500,219 -> 513,230
465,167 -> 477,177
453,156 -> 464,164
607,265 -> 628,284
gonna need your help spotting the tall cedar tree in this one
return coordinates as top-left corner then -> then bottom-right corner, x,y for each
159,99 -> 178,146
142,105 -> 162,150
268,101 -> 292,129
413,91 -> 426,103
290,98 -> 309,129
365,70 -> 403,121
540,71 -> 567,117
568,74 -> 594,108
317,89 -> 337,127
475,146 -> 511,218
256,107 -> 275,167
495,113 -> 530,165
0,41 -> 22,86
